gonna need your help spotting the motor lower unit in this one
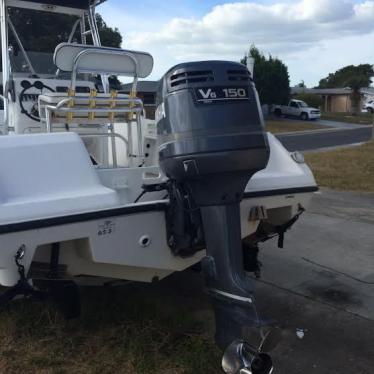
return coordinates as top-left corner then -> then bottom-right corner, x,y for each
157,61 -> 273,374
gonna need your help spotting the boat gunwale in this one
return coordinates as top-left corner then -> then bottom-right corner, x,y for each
0,186 -> 318,235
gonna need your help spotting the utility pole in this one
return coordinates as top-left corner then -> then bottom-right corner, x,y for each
371,68 -> 374,140
246,55 -> 255,78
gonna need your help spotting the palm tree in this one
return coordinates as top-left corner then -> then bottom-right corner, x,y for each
345,76 -> 371,115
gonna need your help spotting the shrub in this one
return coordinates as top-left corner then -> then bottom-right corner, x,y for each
294,93 -> 323,109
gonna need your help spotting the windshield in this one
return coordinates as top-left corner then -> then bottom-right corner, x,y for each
9,51 -> 56,75
7,7 -> 80,75
299,101 -> 308,107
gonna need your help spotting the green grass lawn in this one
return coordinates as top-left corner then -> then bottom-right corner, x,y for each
305,141 -> 374,192
0,284 -> 221,374
266,120 -> 327,133
321,112 -> 373,125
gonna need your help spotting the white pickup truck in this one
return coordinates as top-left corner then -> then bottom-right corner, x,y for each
273,99 -> 321,120
363,100 -> 374,114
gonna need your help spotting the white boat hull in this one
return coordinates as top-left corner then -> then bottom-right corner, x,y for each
0,191 -> 314,287
0,131 -> 316,287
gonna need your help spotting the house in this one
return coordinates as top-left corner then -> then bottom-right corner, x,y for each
121,81 -> 158,119
291,86 -> 373,113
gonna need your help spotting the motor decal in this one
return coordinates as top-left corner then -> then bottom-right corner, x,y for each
97,220 -> 116,237
195,86 -> 249,104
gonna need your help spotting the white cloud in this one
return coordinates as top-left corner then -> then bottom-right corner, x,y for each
100,1 -> 374,86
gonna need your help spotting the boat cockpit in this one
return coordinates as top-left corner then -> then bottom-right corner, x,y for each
1,0 -> 158,169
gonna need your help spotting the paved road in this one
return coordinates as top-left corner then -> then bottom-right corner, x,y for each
277,126 -> 372,151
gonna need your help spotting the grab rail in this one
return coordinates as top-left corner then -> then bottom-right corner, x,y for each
42,96 -> 144,168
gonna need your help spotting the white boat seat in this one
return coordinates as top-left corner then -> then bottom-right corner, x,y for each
39,44 -> 150,167
40,44 -> 149,127
0,132 -> 120,225
54,43 -> 154,78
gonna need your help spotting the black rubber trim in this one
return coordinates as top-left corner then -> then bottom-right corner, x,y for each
243,186 -> 319,199
0,202 -> 167,235
0,186 -> 318,235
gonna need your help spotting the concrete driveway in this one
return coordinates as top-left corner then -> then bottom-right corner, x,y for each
155,189 -> 374,373
255,189 -> 374,373
314,119 -> 370,129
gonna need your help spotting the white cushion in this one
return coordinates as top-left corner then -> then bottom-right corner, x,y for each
0,132 -> 120,224
54,43 -> 154,78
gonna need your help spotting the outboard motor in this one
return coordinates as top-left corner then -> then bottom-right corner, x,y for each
157,61 -> 271,373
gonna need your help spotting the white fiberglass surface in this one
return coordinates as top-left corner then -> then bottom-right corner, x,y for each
246,133 -> 316,192
54,43 -> 154,78
0,131 -> 316,225
0,132 -> 119,224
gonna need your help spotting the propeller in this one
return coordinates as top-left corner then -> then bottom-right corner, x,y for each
222,328 -> 282,374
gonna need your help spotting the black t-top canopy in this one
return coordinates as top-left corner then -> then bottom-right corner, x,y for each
8,0 -> 106,10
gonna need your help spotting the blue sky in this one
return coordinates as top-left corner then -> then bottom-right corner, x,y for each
99,0 -> 374,87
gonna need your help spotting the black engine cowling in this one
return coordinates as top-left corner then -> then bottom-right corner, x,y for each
156,60 -> 269,206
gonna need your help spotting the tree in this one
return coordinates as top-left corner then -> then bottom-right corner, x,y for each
241,45 -> 290,105
318,65 -> 374,114
94,14 -> 122,48
297,80 -> 306,88
5,8 -> 123,88
294,93 -> 323,109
